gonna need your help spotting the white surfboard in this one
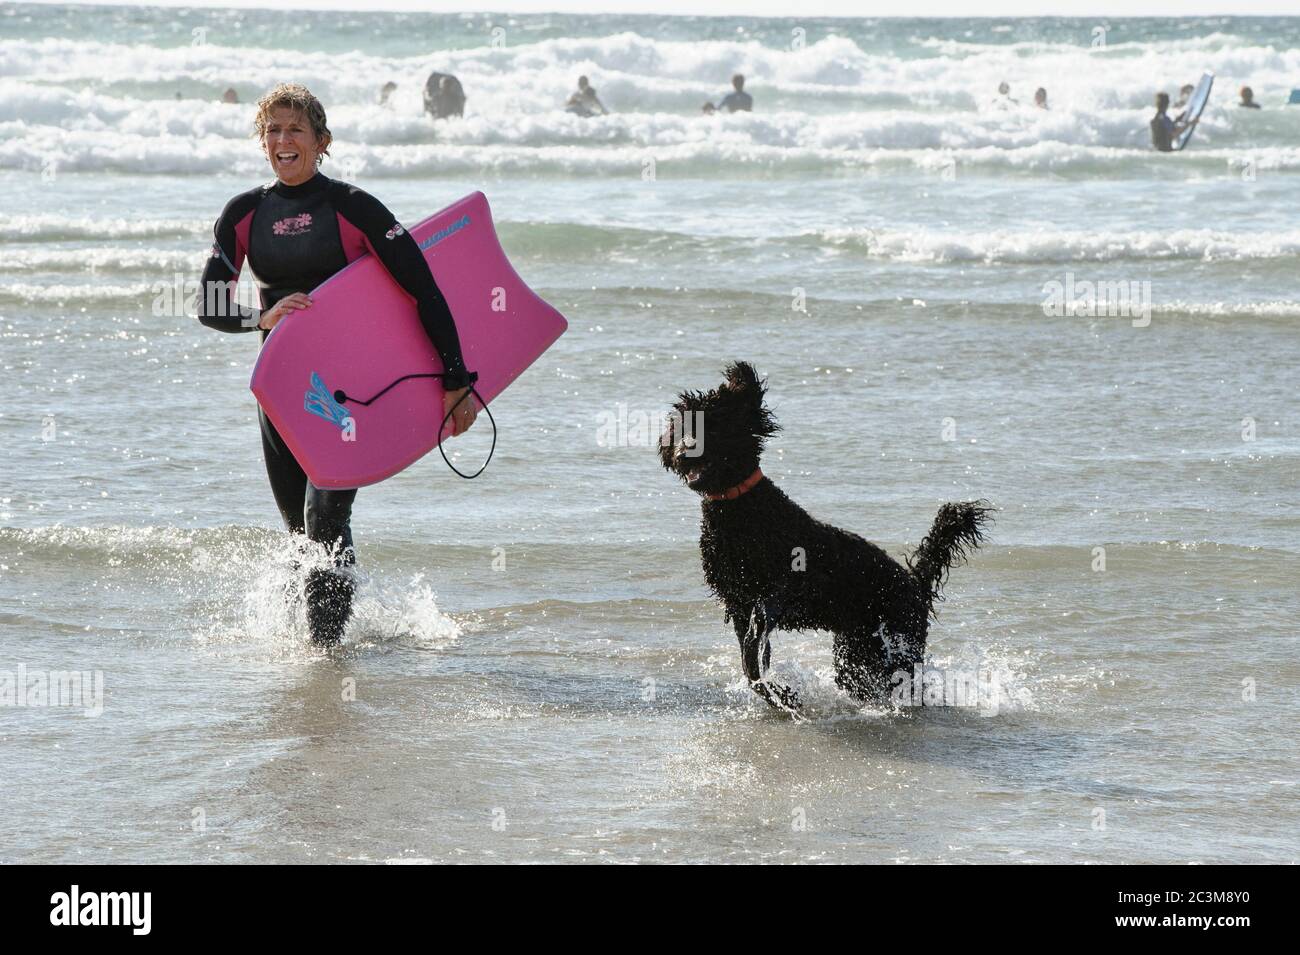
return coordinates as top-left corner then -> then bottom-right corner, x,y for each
1174,72 -> 1214,151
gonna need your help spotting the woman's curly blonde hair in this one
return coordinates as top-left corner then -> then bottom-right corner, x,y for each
253,83 -> 332,161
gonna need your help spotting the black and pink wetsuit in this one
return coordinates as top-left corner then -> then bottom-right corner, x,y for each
197,171 -> 473,644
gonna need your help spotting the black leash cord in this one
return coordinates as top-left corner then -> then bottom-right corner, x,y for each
333,373 -> 496,480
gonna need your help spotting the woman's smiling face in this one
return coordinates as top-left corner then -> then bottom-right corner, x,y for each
262,106 -> 327,185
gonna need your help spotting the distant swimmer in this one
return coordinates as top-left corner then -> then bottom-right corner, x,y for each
993,80 -> 1018,109
1239,86 -> 1261,109
701,101 -> 717,115
715,73 -> 753,112
1173,83 -> 1195,112
565,75 -> 608,117
221,88 -> 239,104
423,72 -> 465,119
1150,91 -> 1191,152
379,81 -> 397,106
1034,87 -> 1048,110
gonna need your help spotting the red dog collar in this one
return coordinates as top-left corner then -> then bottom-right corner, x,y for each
706,468 -> 764,501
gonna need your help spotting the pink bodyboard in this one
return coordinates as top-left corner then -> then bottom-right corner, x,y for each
249,192 -> 566,489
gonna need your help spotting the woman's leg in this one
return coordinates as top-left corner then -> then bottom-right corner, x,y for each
303,484 -> 358,645
259,409 -> 308,535
259,409 -> 360,644
261,409 -> 355,643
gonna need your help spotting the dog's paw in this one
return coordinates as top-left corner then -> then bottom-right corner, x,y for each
770,682 -> 802,711
752,678 -> 801,713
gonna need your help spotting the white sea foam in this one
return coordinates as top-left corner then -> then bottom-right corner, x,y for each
817,227 -> 1300,263
8,127 -> 1300,178
2,28 -> 1299,178
0,212 -> 204,241
3,246 -> 203,272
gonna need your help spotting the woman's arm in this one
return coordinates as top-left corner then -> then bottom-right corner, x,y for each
197,190 -> 262,332
331,183 -> 475,391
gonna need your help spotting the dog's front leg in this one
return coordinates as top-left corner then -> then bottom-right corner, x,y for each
738,599 -> 801,711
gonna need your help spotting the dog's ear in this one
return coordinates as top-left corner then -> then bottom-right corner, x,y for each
723,361 -> 780,438
723,361 -> 762,396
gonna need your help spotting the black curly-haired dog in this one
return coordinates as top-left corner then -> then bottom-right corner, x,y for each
660,361 -> 992,710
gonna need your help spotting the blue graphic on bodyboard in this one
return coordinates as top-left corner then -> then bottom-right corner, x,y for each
304,372 -> 352,428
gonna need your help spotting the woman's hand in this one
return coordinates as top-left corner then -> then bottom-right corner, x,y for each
443,386 -> 478,436
257,292 -> 312,331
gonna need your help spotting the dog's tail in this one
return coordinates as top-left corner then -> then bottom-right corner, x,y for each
907,501 -> 994,613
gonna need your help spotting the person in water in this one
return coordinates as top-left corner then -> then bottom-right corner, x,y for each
197,83 -> 478,645
1150,91 -> 1191,152
379,81 -> 397,106
1239,86 -> 1261,109
993,81 -> 1017,108
423,72 -> 465,119
565,76 -> 608,117
1034,87 -> 1048,110
715,74 -> 752,112
1173,83 -> 1195,112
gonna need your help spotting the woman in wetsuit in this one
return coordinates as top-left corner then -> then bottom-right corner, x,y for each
197,83 -> 478,645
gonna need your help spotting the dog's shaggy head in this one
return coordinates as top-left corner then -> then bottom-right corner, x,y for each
659,360 -> 780,496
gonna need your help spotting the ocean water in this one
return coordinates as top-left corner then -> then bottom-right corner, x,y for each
1,4 -> 1297,863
